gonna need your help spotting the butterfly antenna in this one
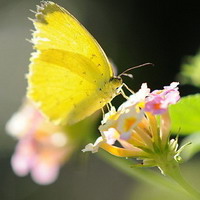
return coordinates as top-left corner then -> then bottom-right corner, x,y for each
118,63 -> 154,78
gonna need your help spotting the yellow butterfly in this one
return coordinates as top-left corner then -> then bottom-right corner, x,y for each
27,1 -> 123,125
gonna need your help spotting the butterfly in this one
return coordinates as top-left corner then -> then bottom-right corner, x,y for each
27,1 -> 123,125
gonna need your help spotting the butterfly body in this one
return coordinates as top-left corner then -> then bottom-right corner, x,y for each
27,1 -> 122,125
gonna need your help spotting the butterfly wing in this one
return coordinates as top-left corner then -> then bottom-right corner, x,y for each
31,1 -> 113,79
27,2 -> 115,124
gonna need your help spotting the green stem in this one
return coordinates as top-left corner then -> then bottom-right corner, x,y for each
99,151 -> 183,193
160,159 -> 200,200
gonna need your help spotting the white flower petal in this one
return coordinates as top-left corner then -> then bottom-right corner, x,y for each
82,137 -> 104,153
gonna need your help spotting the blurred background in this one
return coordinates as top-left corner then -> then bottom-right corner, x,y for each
1,0 -> 200,199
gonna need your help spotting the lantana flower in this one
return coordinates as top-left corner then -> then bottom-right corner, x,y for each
144,82 -> 180,114
6,100 -> 74,185
83,82 -> 183,175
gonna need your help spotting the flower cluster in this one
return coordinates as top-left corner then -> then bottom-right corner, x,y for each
6,82 -> 182,183
6,100 -> 74,185
83,82 -> 181,172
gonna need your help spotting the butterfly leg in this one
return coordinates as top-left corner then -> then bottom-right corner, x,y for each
108,102 -> 114,111
119,85 -> 129,99
101,108 -> 105,119
122,83 -> 135,94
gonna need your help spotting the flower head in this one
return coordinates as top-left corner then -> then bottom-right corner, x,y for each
6,100 -> 74,185
83,83 -> 182,173
144,82 -> 180,114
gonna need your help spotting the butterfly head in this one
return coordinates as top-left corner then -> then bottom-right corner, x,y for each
109,76 -> 123,95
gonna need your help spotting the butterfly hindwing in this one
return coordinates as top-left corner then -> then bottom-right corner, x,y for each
28,49 -> 110,124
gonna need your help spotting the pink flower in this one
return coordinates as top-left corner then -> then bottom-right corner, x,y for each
144,82 -> 180,114
11,131 -> 69,185
6,100 -> 73,185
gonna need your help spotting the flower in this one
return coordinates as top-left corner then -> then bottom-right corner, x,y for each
144,82 -> 180,114
6,100 -> 74,185
82,83 -> 182,173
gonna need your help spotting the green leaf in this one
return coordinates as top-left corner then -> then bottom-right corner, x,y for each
169,94 -> 200,135
180,132 -> 200,160
179,51 -> 200,88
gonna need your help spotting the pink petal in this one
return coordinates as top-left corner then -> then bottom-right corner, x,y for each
144,82 -> 180,114
31,162 -> 59,185
11,154 -> 31,176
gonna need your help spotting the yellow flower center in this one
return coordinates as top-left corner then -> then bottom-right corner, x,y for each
153,103 -> 161,110
124,118 -> 136,131
155,90 -> 163,94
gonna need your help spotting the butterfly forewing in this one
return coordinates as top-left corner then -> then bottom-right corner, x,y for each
32,1 -> 113,80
